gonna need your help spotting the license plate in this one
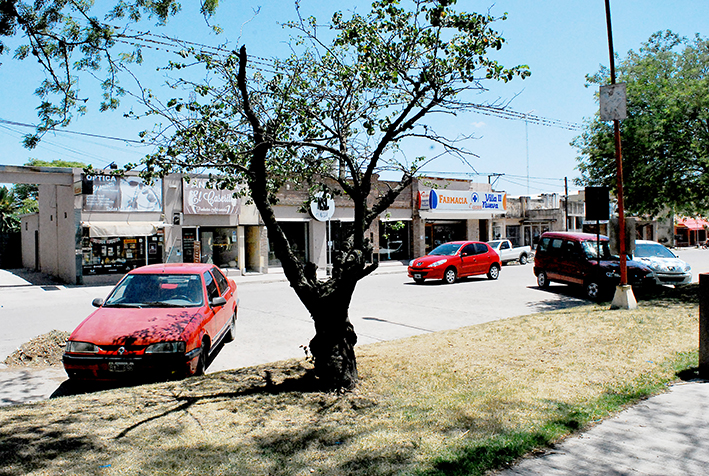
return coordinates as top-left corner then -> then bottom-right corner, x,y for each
108,362 -> 134,373
413,273 -> 422,279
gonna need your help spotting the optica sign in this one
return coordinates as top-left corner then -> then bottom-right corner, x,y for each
418,189 -> 506,212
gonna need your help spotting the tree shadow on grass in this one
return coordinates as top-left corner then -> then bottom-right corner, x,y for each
112,361 -> 322,440
1,361 -> 321,476
0,412 -> 101,476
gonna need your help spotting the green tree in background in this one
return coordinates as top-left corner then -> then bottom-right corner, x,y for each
12,159 -> 87,214
574,31 -> 709,217
0,186 -> 18,232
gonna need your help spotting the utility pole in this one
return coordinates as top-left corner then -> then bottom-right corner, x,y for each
565,177 -> 569,231
603,0 -> 636,310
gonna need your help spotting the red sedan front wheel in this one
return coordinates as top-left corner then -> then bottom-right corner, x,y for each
443,267 -> 457,284
194,340 -> 209,376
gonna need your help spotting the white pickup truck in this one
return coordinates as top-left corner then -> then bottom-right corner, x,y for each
487,239 -> 533,265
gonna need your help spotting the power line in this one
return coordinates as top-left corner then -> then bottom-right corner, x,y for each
0,118 -> 148,145
115,28 -> 585,131
471,105 -> 583,131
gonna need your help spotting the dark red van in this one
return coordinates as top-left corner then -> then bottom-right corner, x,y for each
533,231 -> 654,300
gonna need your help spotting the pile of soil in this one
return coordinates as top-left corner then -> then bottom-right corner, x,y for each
3,330 -> 70,367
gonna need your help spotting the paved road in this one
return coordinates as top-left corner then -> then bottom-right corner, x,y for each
2,247 -> 709,405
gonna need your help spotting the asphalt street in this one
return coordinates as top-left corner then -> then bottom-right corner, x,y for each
1,247 -> 708,405
1,258 -> 589,404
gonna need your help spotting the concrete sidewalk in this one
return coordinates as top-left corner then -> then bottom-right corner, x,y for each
497,378 -> 709,476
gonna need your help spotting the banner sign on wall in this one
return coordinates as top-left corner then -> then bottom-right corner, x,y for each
83,176 -> 163,212
183,179 -> 241,215
417,189 -> 506,213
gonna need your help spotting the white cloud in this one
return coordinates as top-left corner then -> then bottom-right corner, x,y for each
471,121 -> 486,128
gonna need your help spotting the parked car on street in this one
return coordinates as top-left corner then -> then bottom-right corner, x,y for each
533,231 -> 655,300
631,240 -> 692,286
408,241 -> 501,284
63,263 -> 238,380
487,239 -> 533,265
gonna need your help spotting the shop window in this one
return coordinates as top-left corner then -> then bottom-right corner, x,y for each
506,225 -> 521,247
379,221 -> 411,261
269,222 -> 309,266
213,228 -> 239,268
82,231 -> 154,275
492,225 -> 502,241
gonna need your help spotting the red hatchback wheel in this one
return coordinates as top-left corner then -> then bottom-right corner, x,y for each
443,267 -> 457,284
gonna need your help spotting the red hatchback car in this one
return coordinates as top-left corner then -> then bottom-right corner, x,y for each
407,241 -> 502,284
63,263 -> 238,380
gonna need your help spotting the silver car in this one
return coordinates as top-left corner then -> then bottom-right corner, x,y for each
632,240 -> 692,286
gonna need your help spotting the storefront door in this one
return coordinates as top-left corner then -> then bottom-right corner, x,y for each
425,222 -> 466,253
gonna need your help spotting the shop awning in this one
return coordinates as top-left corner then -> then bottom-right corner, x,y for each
82,221 -> 165,238
676,218 -> 709,231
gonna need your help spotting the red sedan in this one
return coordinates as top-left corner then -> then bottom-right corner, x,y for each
63,263 -> 238,380
407,241 -> 501,284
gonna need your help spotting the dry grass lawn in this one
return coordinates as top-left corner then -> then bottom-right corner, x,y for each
0,286 -> 700,476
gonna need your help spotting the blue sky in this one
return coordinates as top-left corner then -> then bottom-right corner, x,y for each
1,1 -> 707,196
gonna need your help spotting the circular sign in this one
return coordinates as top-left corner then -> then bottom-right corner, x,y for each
310,192 -> 335,222
429,189 -> 438,209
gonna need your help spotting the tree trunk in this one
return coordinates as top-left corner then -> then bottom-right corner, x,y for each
307,292 -> 359,391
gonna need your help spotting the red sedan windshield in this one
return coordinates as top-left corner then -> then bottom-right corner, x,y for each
429,243 -> 463,256
104,274 -> 204,308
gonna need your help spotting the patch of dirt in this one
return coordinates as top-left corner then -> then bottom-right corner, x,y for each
3,330 -> 70,367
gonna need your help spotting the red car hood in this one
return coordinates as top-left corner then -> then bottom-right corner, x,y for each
411,255 -> 454,267
70,307 -> 202,346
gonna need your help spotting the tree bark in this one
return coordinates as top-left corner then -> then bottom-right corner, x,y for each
309,311 -> 358,391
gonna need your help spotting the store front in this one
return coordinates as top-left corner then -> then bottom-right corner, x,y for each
675,217 -> 709,247
522,221 -> 552,248
415,187 -> 507,256
180,178 -> 242,267
81,175 -> 165,275
81,224 -> 164,275
180,227 -> 239,266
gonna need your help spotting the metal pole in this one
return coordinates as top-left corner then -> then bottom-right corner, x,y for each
327,219 -> 332,276
605,0 -> 627,286
700,273 -> 709,376
565,177 -> 569,231
525,113 -> 530,195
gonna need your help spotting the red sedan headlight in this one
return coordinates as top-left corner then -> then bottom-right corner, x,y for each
65,341 -> 99,353
144,341 -> 187,354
